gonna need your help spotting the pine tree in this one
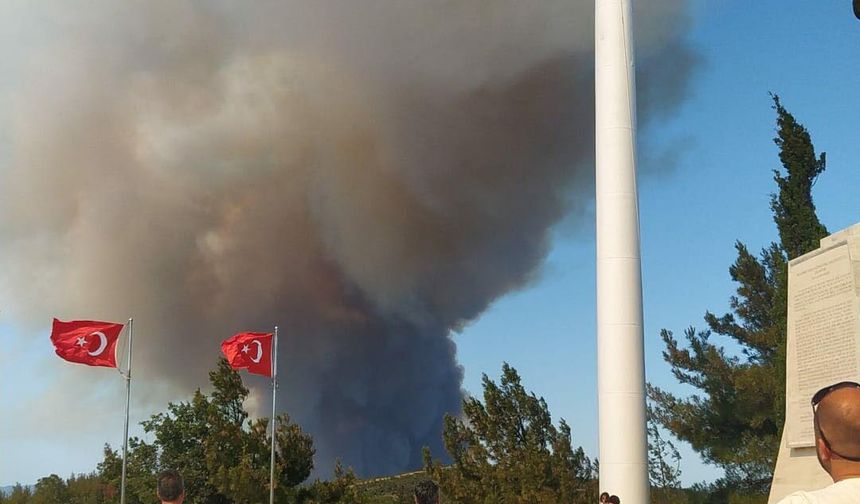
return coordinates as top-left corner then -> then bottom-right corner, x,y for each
648,95 -> 828,494
424,363 -> 595,503
647,404 -> 686,504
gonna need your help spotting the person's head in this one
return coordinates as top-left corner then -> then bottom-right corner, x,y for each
811,381 -> 860,481
413,480 -> 439,504
157,470 -> 185,503
608,495 -> 620,504
599,492 -> 610,503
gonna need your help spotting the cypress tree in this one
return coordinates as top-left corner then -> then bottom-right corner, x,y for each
649,95 -> 829,494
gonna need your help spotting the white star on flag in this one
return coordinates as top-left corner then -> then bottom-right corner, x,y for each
241,344 -> 250,354
76,336 -> 87,347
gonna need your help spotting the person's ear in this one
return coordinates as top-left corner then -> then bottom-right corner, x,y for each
817,436 -> 832,462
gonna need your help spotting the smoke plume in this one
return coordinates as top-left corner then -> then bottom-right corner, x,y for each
0,0 -> 697,476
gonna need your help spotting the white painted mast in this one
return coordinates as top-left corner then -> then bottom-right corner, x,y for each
595,0 -> 649,502
120,318 -> 133,504
269,325 -> 279,504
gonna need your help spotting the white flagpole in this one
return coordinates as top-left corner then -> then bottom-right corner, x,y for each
269,325 -> 279,504
595,0 -> 650,501
120,317 -> 133,504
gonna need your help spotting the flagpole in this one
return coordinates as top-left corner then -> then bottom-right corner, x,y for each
595,0 -> 649,501
120,317 -> 133,504
269,325 -> 279,504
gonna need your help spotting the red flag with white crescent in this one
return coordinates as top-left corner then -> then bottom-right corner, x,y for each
50,318 -> 124,368
221,332 -> 273,377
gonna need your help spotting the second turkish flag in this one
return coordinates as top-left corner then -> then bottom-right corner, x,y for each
221,332 -> 273,377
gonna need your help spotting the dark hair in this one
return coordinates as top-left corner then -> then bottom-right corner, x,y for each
600,492 -> 610,500
608,495 -> 621,504
413,480 -> 439,504
157,470 -> 184,502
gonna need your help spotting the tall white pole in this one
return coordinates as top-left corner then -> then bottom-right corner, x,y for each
269,326 -> 279,504
595,0 -> 649,502
120,318 -> 133,504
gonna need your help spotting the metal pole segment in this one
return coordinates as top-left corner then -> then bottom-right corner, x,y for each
270,326 -> 278,504
120,318 -> 133,504
595,0 -> 650,502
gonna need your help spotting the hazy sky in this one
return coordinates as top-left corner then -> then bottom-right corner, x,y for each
2,0 -> 859,487
456,0 -> 860,485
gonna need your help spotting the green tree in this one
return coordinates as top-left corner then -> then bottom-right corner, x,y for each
143,390 -> 228,503
30,475 -> 69,504
98,439 -> 158,504
424,363 -> 595,504
23,358 -> 341,504
66,472 -> 108,504
128,358 -> 315,504
292,461 -> 363,504
202,358 -> 315,502
3,484 -> 33,504
646,405 -> 686,504
649,95 -> 829,496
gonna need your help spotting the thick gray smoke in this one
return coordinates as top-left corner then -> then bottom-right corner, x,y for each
0,0 -> 696,476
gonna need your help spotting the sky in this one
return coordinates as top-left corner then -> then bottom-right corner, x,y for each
2,0 -> 859,489
455,0 -> 860,486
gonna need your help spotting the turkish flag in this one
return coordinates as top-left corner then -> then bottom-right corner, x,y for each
51,318 -> 124,368
221,332 -> 273,377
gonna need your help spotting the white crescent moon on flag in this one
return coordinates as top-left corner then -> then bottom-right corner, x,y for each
87,331 -> 108,356
251,340 -> 263,363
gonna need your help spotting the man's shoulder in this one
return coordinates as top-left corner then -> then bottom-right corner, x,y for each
775,493 -> 813,504
776,478 -> 860,504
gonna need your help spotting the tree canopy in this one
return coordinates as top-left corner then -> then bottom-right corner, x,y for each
424,363 -> 595,503
6,357 -> 360,504
649,95 -> 829,497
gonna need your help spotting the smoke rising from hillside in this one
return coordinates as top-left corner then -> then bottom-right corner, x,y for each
0,0 -> 697,475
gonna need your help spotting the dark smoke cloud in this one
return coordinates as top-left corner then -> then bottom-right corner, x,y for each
0,0 -> 697,476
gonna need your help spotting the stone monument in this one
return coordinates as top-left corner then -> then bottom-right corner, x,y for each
769,222 -> 860,503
